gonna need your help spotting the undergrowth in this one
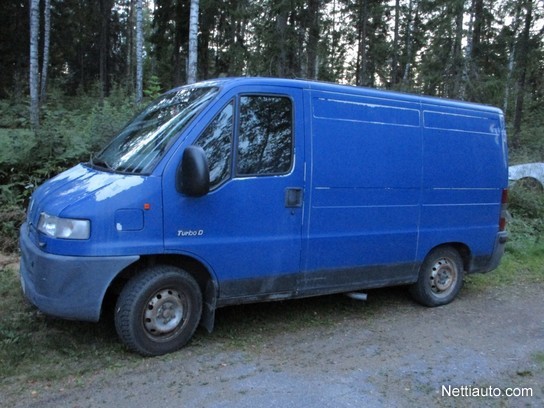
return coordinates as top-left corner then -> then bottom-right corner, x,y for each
0,88 -> 138,252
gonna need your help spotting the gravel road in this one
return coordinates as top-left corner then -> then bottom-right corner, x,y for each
2,281 -> 543,408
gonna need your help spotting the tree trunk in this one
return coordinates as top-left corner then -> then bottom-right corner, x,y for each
126,0 -> 135,94
471,0 -> 484,59
402,0 -> 417,88
356,0 -> 369,87
29,0 -> 40,129
512,0 -> 533,147
306,0 -> 320,79
99,0 -> 113,100
451,0 -> 465,98
40,0 -> 51,104
199,1 -> 213,79
187,0 -> 199,84
503,1 -> 523,114
135,0 -> 144,102
460,0 -> 475,100
390,0 -> 400,88
275,9 -> 288,77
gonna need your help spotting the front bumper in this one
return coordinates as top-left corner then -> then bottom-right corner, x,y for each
19,222 -> 139,321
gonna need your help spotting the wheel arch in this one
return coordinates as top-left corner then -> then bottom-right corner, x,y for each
423,242 -> 471,272
104,254 -> 218,332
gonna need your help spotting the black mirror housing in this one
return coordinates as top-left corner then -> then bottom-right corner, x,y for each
177,146 -> 210,197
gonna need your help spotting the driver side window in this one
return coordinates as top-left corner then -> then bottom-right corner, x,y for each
193,94 -> 293,189
237,95 -> 293,176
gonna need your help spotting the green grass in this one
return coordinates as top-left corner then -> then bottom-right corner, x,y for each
0,267 -> 139,383
466,246 -> 544,288
465,217 -> 544,289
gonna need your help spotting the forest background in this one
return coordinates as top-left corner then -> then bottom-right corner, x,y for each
0,0 -> 543,253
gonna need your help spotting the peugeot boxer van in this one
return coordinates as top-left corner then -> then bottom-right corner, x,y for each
20,77 -> 508,356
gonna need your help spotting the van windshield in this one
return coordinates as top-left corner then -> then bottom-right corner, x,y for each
92,86 -> 219,174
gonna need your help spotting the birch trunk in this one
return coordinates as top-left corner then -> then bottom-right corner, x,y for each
187,0 -> 199,84
136,0 -> 143,102
30,0 -> 40,129
40,0 -> 51,104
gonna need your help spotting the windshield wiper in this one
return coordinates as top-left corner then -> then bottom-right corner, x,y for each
90,155 -> 115,172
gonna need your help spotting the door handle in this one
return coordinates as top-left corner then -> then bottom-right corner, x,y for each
285,187 -> 303,208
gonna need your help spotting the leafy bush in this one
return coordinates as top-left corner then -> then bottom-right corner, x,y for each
509,182 -> 544,220
507,180 -> 544,253
509,108 -> 544,163
0,208 -> 25,253
0,99 -> 30,128
0,88 -> 137,252
0,129 -> 37,166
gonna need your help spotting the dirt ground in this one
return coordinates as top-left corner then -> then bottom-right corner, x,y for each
2,279 -> 543,408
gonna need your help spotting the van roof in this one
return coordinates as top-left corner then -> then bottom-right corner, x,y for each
190,76 -> 503,115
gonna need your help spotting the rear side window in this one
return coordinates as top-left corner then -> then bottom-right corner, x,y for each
236,95 -> 293,176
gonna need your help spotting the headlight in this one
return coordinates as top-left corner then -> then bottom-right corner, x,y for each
38,213 -> 90,240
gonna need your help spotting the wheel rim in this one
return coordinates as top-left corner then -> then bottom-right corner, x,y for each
144,288 -> 186,338
429,257 -> 457,296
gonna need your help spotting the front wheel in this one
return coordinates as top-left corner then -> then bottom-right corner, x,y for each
409,247 -> 464,307
115,265 -> 202,356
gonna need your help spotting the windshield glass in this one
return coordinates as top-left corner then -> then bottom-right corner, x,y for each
92,86 -> 219,174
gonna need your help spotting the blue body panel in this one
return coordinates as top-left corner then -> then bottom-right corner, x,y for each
304,89 -> 422,280
20,223 -> 138,321
26,164 -> 164,256
19,77 -> 508,321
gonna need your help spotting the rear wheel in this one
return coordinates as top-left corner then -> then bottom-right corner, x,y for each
115,265 -> 202,356
409,247 -> 464,307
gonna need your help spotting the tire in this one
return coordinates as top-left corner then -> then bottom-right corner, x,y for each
409,247 -> 464,307
114,265 -> 202,356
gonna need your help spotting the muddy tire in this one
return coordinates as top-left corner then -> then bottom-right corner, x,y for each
409,247 -> 464,307
115,265 -> 202,356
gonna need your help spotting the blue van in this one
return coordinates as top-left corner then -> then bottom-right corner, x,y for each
20,77 -> 508,356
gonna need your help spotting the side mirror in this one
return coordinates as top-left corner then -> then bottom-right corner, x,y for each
177,146 -> 210,197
